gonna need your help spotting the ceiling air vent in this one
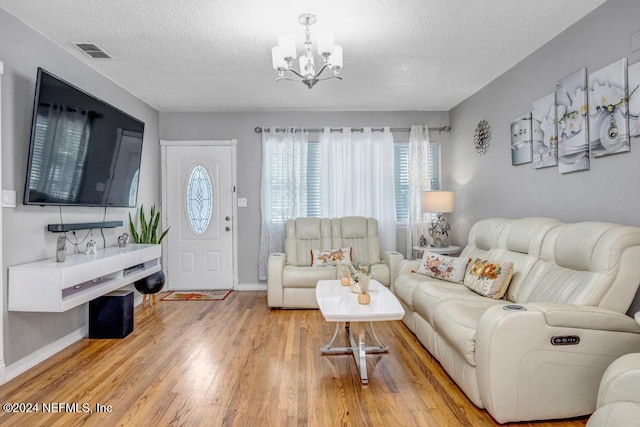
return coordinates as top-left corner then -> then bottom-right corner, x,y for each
72,42 -> 112,59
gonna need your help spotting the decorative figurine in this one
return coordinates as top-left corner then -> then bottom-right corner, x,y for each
56,235 -> 66,262
117,233 -> 130,248
85,240 -> 97,255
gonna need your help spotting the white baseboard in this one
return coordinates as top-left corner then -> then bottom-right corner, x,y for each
0,361 -> 6,384
4,326 -> 87,383
235,282 -> 267,291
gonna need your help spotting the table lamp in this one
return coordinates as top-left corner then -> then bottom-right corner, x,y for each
422,191 -> 455,247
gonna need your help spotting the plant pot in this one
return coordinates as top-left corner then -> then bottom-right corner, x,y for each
134,271 -> 166,295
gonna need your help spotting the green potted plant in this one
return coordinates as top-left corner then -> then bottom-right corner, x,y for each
128,204 -> 169,306
128,204 -> 170,244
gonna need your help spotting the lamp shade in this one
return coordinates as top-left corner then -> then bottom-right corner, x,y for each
271,47 -> 286,70
422,191 -> 455,213
328,45 -> 343,69
278,34 -> 297,60
317,31 -> 334,56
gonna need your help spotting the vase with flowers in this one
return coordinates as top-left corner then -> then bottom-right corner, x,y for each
349,261 -> 371,300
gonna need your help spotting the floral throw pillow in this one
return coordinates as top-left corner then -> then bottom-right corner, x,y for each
416,252 -> 470,283
311,247 -> 352,267
463,258 -> 514,299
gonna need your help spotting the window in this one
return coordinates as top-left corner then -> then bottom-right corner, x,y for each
304,139 -> 440,222
394,142 -> 441,223
186,164 -> 213,234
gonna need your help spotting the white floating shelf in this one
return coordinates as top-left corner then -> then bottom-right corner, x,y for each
9,244 -> 162,312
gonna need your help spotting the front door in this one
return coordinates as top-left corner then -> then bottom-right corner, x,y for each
162,140 -> 236,290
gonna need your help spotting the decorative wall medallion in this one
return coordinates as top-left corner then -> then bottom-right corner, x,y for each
474,120 -> 491,155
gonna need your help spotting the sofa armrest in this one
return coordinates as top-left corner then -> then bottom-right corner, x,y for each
596,353 -> 640,409
398,259 -> 421,276
525,303 -> 640,333
475,303 -> 640,423
267,253 -> 287,308
381,251 -> 404,287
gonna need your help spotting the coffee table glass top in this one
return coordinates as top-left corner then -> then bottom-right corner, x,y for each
316,279 -> 405,322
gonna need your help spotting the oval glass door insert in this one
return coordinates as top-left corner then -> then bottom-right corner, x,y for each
186,164 -> 213,234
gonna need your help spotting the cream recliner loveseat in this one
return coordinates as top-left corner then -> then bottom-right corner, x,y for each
267,216 -> 404,308
393,217 -> 640,423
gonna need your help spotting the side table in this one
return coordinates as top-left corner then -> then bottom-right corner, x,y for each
413,245 -> 461,259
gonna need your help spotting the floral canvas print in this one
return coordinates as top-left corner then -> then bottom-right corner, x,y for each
532,93 -> 558,168
556,68 -> 589,173
511,113 -> 533,165
629,60 -> 640,138
588,58 -> 629,157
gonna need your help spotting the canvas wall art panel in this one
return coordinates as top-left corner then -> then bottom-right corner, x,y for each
532,93 -> 558,168
588,58 -> 629,157
511,113 -> 533,165
556,68 -> 589,173
629,60 -> 640,138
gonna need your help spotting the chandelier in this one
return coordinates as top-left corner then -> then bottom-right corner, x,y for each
271,13 -> 343,89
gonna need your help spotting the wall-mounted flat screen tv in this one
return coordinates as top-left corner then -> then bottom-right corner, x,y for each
24,68 -> 145,207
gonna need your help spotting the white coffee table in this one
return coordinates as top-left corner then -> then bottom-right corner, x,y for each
316,279 -> 405,384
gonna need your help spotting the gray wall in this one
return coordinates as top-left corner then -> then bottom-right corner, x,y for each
159,111 -> 450,284
447,0 -> 640,314
0,8 -> 160,365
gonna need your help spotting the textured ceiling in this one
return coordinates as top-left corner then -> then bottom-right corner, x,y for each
0,0 -> 605,112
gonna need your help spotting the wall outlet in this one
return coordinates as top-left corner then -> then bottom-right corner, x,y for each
237,198 -> 247,208
2,190 -> 16,208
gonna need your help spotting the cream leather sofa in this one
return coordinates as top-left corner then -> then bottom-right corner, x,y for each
267,216 -> 404,308
587,352 -> 640,426
393,217 -> 640,424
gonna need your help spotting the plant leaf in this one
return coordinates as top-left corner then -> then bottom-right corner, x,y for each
150,212 -> 160,244
140,206 -> 148,243
158,227 -> 170,244
128,212 -> 139,243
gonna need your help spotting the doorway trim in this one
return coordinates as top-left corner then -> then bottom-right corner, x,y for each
160,139 -> 238,290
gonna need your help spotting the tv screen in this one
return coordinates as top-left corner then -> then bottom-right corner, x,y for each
24,68 -> 145,207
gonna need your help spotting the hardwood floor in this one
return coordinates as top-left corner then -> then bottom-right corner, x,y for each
0,291 -> 588,426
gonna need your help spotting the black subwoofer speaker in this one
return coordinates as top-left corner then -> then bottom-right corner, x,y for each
89,290 -> 134,339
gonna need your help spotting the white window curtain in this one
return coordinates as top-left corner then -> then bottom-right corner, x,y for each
406,125 -> 432,257
319,127 -> 397,252
258,127 -> 309,280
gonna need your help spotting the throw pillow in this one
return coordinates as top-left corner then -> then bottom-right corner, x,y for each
416,252 -> 471,283
463,258 -> 514,299
310,247 -> 352,267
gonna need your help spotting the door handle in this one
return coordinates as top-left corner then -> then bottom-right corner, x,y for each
225,226 -> 231,232
225,216 -> 231,221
